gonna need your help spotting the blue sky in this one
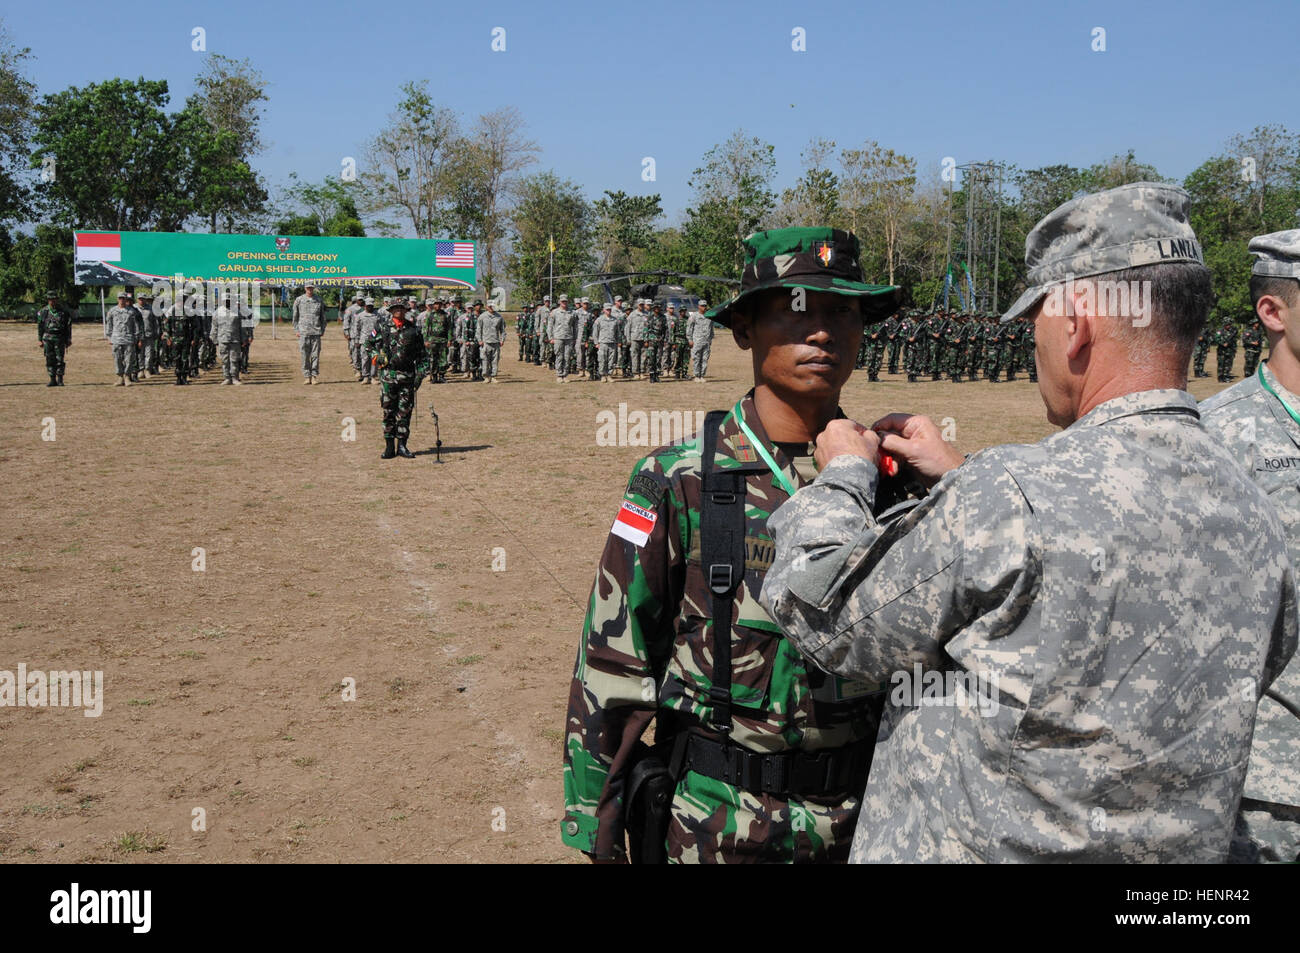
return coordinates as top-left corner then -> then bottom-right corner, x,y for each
9,0 -> 1299,226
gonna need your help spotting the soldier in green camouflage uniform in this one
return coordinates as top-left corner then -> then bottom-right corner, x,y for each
883,311 -> 901,374
965,315 -> 985,382
1241,316 -> 1264,376
365,301 -> 429,459
1019,315 -> 1037,382
943,313 -> 963,382
671,305 -> 691,380
1216,321 -> 1239,382
984,316 -> 1003,381
37,291 -> 73,386
864,313 -> 885,381
563,227 -> 904,864
421,299 -> 451,383
1192,326 -> 1212,377
642,303 -> 666,383
902,312 -> 921,382
1002,314 -> 1020,380
164,297 -> 194,385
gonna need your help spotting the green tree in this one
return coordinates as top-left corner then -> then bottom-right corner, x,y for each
591,189 -> 662,273
505,171 -> 592,302
682,131 -> 776,278
0,19 -> 36,225
32,78 -> 188,230
273,174 -> 365,237
186,53 -> 270,231
362,80 -> 458,237
771,138 -> 839,229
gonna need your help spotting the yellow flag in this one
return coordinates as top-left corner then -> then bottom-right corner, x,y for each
548,236 -> 555,253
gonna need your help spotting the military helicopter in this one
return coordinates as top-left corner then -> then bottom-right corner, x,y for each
545,270 -> 739,313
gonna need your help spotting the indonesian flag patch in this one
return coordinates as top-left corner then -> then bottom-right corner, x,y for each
611,500 -> 657,547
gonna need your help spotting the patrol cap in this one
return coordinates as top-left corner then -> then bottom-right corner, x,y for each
1248,229 -> 1300,280
614,295 -> 623,302
698,299 -> 708,308
116,290 -> 130,299
705,227 -> 899,327
389,300 -> 409,313
666,302 -> 676,309
365,297 -> 375,305
305,281 -> 315,287
1001,182 -> 1204,323
354,294 -> 364,301
602,302 -> 612,311
581,296 -> 589,304
45,290 -> 58,299
559,293 -> 569,300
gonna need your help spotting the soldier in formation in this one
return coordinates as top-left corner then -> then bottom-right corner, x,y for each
36,291 -> 72,387
477,301 -> 505,383
422,297 -> 452,383
592,302 -> 621,383
549,293 -> 577,383
104,290 -> 140,386
292,282 -> 326,385
685,299 -> 713,382
1216,320 -> 1239,382
211,291 -> 243,385
1241,316 -> 1264,376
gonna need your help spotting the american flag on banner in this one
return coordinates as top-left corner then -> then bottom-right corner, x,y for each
435,241 -> 474,268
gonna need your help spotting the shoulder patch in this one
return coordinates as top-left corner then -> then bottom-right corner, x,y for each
732,432 -> 758,464
626,472 -> 664,507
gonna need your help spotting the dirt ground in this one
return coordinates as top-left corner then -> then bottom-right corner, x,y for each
0,319 -> 1245,863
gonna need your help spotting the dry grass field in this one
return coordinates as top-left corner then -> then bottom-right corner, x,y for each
0,319 -> 1244,863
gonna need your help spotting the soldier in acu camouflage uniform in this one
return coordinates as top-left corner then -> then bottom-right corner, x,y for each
563,227 -> 905,864
104,290 -> 140,386
1200,229 -> 1300,864
36,291 -> 72,387
477,301 -> 505,383
686,299 -> 713,381
365,300 -> 429,459
761,184 -> 1298,863
549,293 -> 577,383
592,302 -> 620,382
343,294 -> 364,381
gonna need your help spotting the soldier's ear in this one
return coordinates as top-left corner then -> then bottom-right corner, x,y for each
732,312 -> 752,351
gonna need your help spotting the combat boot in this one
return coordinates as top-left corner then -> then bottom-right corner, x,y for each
57,373 -> 64,386
396,441 -> 415,459
47,375 -> 57,387
381,438 -> 396,459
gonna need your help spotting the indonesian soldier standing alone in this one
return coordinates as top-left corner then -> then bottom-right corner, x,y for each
562,227 -> 904,864
1199,228 -> 1300,864
292,282 -> 326,384
104,290 -> 140,387
365,300 -> 429,459
759,184 -> 1297,863
36,290 -> 72,387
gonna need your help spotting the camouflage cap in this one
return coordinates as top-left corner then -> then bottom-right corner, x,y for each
364,297 -> 375,305
602,302 -> 611,311
1248,229 -> 1300,279
705,227 -> 900,327
1001,182 -> 1204,323
389,300 -> 409,312
45,289 -> 58,299
116,290 -> 130,298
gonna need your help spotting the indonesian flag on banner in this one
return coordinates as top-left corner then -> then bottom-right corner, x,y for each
76,232 -> 122,262
611,500 -> 657,547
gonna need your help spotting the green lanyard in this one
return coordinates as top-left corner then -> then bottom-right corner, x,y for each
1257,364 -> 1300,429
733,400 -> 797,497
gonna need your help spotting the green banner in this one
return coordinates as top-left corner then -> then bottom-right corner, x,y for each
74,231 -> 476,290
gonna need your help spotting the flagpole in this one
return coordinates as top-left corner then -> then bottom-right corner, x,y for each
549,234 -> 554,303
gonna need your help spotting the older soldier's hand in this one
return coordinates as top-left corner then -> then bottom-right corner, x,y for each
871,413 -> 965,488
813,419 -> 879,470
